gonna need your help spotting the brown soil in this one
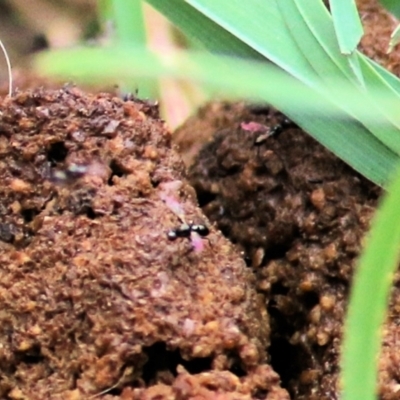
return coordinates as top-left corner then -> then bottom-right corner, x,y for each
0,88 -> 288,400
184,104 -> 379,399
173,2 -> 400,399
0,0 -> 399,399
358,0 -> 400,75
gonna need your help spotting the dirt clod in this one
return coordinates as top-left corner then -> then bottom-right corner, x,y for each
183,102 -> 382,399
0,88 -> 288,400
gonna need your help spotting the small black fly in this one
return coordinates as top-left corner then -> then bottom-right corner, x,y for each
167,222 -> 209,241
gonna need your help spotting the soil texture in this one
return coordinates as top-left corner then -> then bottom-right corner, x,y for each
183,104 -> 380,399
0,0 -> 400,399
0,88 -> 288,400
173,2 -> 400,395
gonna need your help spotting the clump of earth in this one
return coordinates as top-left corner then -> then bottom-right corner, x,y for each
1,0 -> 400,399
178,102 -> 380,399
0,88 -> 288,400
171,2 -> 400,398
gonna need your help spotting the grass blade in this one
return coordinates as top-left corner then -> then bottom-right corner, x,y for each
184,0 -> 319,83
146,0 -> 263,59
387,24 -> 400,53
278,0 -> 400,155
106,0 -> 157,97
183,0 -> 400,156
341,165 -> 400,400
111,0 -> 146,45
330,0 -> 363,54
379,0 -> 400,19
292,0 -> 365,86
357,56 -> 400,155
35,46 -> 399,186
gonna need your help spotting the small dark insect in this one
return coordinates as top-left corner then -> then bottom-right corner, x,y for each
254,118 -> 294,147
190,224 -> 210,237
167,223 -> 191,240
167,222 -> 210,241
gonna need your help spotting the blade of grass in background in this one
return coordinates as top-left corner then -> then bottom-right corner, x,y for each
330,0 -> 363,54
112,0 -> 146,44
104,0 -> 157,97
154,0 -> 400,159
367,57 -> 400,92
97,0 -> 113,24
387,24 -> 400,53
184,0 -> 400,157
183,0 -> 319,84
356,56 -> 400,155
143,3 -> 208,129
280,0 -> 400,155
35,46 -> 399,187
146,0 -> 263,59
291,0 -> 364,86
379,0 -> 400,19
341,165 -> 400,400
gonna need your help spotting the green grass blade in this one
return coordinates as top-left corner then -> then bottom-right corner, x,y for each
282,0 -> 400,159
367,57 -> 400,93
387,24 -> 400,53
183,0 -> 319,84
34,47 -> 326,110
146,0 -> 263,59
106,0 -> 157,98
184,0 -> 361,87
292,0 -> 364,86
277,0 -> 343,79
379,0 -> 400,19
149,0 -> 400,150
97,0 -> 113,24
291,0 -> 359,81
341,165 -> 400,400
111,0 -> 146,45
35,46 -> 399,186
278,0 -> 400,154
183,0 -> 400,157
357,56 -> 400,155
330,0 -> 363,54
347,52 -> 365,87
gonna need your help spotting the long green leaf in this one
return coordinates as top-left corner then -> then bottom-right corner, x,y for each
387,24 -> 400,53
112,0 -> 146,45
294,0 -> 364,86
357,56 -> 400,155
147,0 -> 263,59
367,57 -> 400,93
35,46 -> 399,186
330,0 -> 363,54
379,0 -> 400,19
169,0 -> 400,158
341,165 -> 400,400
285,0 -> 359,82
182,0 -> 319,84
277,1 -> 400,155
108,0 -> 157,97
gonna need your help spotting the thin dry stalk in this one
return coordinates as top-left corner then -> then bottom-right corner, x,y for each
0,39 -> 12,97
